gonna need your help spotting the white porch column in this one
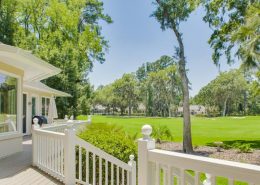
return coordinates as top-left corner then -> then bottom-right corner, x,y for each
138,125 -> 155,185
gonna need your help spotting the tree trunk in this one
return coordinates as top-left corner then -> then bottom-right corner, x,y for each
243,90 -> 247,115
128,105 -> 131,116
222,97 -> 228,117
172,25 -> 193,153
120,107 -> 124,116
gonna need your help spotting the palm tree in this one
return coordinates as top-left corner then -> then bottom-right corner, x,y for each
232,2 -> 260,69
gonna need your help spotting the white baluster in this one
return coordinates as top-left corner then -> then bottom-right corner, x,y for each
155,162 -> 160,185
111,163 -> 114,185
228,178 -> 234,185
122,169 -> 125,185
55,139 -> 58,173
203,174 -> 216,185
105,160 -> 108,185
194,171 -> 200,185
127,171 -> 130,185
167,165 -> 172,185
117,166 -> 119,185
180,169 -> 185,185
61,139 -> 64,174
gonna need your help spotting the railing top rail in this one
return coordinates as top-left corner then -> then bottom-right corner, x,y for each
33,128 -> 65,137
148,149 -> 260,183
76,137 -> 132,171
42,124 -> 68,129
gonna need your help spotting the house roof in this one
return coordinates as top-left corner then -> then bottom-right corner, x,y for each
24,81 -> 71,97
0,43 -> 61,82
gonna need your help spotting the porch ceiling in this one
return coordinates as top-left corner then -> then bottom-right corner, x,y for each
24,81 -> 71,97
0,43 -> 61,82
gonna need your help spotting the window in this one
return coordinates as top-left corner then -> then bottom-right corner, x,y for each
41,97 -> 50,116
0,73 -> 17,133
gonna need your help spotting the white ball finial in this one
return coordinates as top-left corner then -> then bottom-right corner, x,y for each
142,124 -> 152,140
33,118 -> 39,125
129,154 -> 135,161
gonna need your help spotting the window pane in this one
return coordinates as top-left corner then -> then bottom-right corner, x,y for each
42,97 -> 45,116
46,98 -> 50,116
0,73 -> 17,133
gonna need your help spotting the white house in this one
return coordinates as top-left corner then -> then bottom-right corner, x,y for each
178,105 -> 207,115
0,43 -> 70,158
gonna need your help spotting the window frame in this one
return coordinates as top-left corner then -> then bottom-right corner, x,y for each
0,69 -> 22,137
41,96 -> 50,117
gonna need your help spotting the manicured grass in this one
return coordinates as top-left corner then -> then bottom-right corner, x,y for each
78,115 -> 260,147
77,115 -> 259,185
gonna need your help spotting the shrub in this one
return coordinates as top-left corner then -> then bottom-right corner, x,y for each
151,125 -> 173,143
78,123 -> 137,163
77,123 -> 137,184
237,144 -> 252,153
223,142 -> 253,153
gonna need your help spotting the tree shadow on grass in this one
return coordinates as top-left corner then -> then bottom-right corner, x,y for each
207,140 -> 260,149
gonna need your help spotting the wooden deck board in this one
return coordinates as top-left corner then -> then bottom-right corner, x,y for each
0,167 -> 63,185
0,136 -> 63,185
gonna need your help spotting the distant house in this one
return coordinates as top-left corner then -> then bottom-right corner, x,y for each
177,105 -> 206,115
92,104 -> 107,114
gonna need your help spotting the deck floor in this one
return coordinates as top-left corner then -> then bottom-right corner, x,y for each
0,136 -> 63,185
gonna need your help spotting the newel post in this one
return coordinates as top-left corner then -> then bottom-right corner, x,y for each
138,125 -> 155,185
128,154 -> 136,185
32,118 -> 39,166
64,128 -> 76,185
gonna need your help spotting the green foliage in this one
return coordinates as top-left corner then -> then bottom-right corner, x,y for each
231,2 -> 260,69
194,69 -> 248,116
203,0 -> 259,68
0,0 -> 111,117
78,123 -> 137,163
236,144 -> 252,153
0,0 -> 18,45
151,125 -> 174,143
223,142 -> 253,153
112,74 -> 139,116
93,55 -> 182,117
145,65 -> 181,117
92,74 -> 139,115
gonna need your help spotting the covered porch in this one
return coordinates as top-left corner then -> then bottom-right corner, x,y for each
0,136 -> 62,185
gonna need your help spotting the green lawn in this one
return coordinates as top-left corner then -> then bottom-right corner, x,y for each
77,115 -> 259,185
79,115 -> 260,148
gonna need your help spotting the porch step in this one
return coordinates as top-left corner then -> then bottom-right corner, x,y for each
0,166 -> 63,185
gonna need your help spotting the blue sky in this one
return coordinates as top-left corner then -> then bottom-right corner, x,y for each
88,0 -> 240,96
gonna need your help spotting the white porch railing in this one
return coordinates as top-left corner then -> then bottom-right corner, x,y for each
40,120 -> 89,133
138,125 -> 260,185
32,125 -> 136,185
32,123 -> 260,185
75,137 -> 136,185
32,128 -> 65,182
